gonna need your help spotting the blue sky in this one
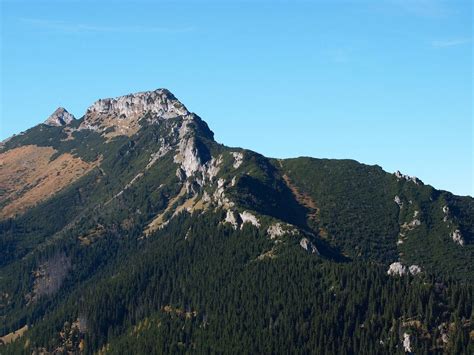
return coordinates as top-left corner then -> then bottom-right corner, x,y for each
1,0 -> 472,196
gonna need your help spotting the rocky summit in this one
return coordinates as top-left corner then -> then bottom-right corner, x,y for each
0,89 -> 473,354
44,107 -> 76,127
80,89 -> 190,137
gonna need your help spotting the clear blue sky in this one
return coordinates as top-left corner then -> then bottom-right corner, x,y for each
1,0 -> 472,196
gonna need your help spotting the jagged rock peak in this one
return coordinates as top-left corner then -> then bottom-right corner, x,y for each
44,107 -> 76,126
394,170 -> 422,185
81,89 -> 190,137
85,88 -> 189,120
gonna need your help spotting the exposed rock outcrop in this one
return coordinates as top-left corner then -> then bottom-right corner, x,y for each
224,210 -> 239,230
442,205 -> 449,222
174,118 -> 204,178
394,195 -> 403,208
387,262 -> 407,276
267,223 -> 285,239
299,238 -> 318,254
212,178 -> 234,208
224,209 -> 262,230
451,229 -> 464,246
387,262 -> 422,276
44,107 -> 75,126
266,223 -> 298,240
173,118 -> 222,188
403,332 -> 412,353
81,89 -> 189,136
239,211 -> 260,229
231,152 -> 243,169
206,156 -> 223,182
394,170 -> 421,185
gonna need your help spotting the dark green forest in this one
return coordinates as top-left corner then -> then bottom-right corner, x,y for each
2,213 -> 473,354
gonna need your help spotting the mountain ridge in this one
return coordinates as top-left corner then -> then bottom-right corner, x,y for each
1,88 -> 473,354
1,89 -> 471,256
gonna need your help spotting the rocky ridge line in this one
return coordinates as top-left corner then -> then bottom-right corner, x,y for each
80,89 -> 189,136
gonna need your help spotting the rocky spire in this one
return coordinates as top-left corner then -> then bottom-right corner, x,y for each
44,107 -> 76,127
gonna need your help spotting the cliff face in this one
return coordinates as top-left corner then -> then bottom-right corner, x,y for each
80,89 -> 189,137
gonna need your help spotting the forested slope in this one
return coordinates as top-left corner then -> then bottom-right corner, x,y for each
1,89 -> 472,354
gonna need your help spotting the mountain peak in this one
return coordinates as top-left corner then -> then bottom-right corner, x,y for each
44,107 -> 76,127
81,89 -> 190,137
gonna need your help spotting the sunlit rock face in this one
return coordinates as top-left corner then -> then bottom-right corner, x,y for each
224,210 -> 239,230
239,211 -> 260,229
387,262 -> 422,277
81,89 -> 189,136
394,170 -> 421,185
451,229 -> 464,246
403,332 -> 412,353
300,238 -> 318,254
44,107 -> 76,127
387,262 -> 406,276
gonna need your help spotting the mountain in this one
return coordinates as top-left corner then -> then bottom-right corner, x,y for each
0,89 -> 472,354
44,107 -> 76,127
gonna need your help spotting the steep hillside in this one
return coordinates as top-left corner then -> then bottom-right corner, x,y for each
281,158 -> 474,279
0,89 -> 472,354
